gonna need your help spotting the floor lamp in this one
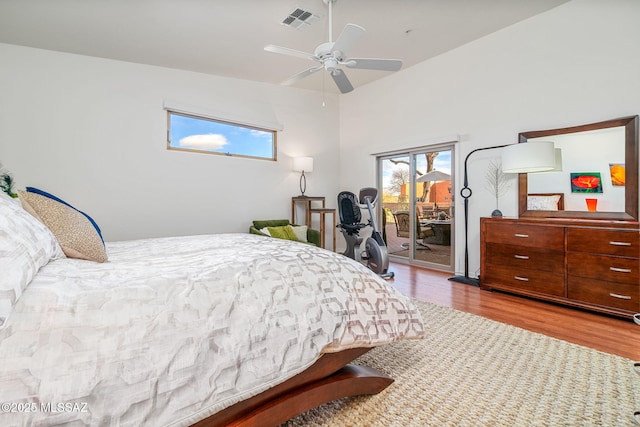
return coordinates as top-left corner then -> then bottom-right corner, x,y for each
448,141 -> 556,286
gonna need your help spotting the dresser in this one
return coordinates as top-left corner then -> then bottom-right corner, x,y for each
480,217 -> 640,318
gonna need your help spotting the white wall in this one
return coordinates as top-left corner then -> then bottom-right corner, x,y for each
2,0 -> 639,271
339,0 -> 640,278
0,43 -> 340,241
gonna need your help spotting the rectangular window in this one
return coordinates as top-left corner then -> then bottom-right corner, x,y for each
167,110 -> 277,161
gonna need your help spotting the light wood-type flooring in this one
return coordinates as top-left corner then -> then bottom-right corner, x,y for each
388,262 -> 640,361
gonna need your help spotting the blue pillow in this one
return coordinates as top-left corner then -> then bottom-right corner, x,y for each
25,187 -> 104,244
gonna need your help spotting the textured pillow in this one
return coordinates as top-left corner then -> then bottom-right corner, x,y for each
291,225 -> 308,243
0,195 -> 65,328
18,190 -> 108,263
266,225 -> 299,241
26,187 -> 104,243
527,195 -> 561,211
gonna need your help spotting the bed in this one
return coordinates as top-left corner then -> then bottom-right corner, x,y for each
0,190 -> 425,426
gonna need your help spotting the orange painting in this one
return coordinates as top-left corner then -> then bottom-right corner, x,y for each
609,163 -> 625,186
570,172 -> 603,193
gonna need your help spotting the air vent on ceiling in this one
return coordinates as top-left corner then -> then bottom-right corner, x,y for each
281,7 -> 319,29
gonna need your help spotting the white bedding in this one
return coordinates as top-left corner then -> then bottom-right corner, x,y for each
0,233 -> 424,426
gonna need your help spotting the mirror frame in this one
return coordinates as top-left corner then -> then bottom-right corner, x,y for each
518,115 -> 639,221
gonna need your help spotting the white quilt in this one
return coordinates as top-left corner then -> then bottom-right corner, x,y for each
0,233 -> 424,426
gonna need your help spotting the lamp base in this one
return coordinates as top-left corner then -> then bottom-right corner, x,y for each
299,172 -> 307,196
448,275 -> 480,287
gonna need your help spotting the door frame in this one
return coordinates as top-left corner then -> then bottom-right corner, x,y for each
376,142 -> 456,272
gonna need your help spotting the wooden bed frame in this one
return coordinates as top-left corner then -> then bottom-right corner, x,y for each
192,347 -> 392,427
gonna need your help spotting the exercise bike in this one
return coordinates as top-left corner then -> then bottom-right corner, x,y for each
337,187 -> 394,279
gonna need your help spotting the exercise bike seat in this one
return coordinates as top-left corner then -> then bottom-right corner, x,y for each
337,222 -> 367,235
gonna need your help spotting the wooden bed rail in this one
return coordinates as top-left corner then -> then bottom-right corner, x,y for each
192,347 -> 392,427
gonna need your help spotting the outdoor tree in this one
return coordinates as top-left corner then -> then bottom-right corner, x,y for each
386,167 -> 409,201
388,152 -> 439,202
418,152 -> 439,202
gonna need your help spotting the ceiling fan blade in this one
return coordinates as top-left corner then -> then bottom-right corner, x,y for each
332,24 -> 365,57
282,65 -> 323,86
264,44 -> 317,61
331,69 -> 354,94
345,58 -> 403,72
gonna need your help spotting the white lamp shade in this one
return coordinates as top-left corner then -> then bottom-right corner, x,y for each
293,157 -> 314,173
501,141 -> 556,173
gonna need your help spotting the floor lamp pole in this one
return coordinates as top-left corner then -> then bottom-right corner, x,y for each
449,144 -> 509,286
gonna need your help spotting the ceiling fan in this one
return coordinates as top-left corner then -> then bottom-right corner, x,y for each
264,0 -> 403,94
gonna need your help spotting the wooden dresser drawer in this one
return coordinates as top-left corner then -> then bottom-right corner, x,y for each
567,252 -> 639,285
567,228 -> 639,257
568,276 -> 639,312
484,222 -> 564,250
486,243 -> 564,273
481,217 -> 640,319
483,265 -> 564,296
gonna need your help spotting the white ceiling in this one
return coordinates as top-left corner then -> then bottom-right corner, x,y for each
0,0 -> 570,93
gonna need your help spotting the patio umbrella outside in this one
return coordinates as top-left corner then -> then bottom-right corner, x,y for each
416,170 -> 451,212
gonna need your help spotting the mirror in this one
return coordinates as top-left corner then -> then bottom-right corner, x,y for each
518,115 -> 638,221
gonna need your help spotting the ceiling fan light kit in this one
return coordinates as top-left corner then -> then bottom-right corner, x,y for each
265,0 -> 402,93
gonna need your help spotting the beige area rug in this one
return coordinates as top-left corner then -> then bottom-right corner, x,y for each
284,300 -> 640,426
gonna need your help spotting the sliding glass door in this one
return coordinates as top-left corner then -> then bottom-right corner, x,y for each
378,145 -> 454,271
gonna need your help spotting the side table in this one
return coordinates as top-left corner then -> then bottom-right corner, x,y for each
291,196 -> 325,227
309,208 -> 337,251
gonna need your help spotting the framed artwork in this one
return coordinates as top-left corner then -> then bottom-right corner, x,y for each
609,163 -> 625,186
570,172 -> 603,193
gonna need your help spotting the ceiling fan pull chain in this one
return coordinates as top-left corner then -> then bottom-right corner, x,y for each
322,70 -> 326,107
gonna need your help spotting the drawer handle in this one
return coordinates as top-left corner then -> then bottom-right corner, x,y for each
514,276 -> 529,282
514,233 -> 529,238
609,241 -> 632,246
609,293 -> 632,300
514,255 -> 529,260
609,267 -> 632,273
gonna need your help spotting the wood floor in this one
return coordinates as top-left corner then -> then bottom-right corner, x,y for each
388,262 -> 640,361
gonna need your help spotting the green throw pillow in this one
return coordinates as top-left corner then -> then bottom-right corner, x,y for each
267,225 -> 299,241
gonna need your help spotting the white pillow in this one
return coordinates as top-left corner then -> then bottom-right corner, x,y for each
291,225 -> 308,243
527,195 -> 561,211
259,227 -> 271,236
0,190 -> 21,206
0,195 -> 65,328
